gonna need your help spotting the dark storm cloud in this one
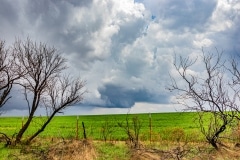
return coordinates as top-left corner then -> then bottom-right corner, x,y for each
125,58 -> 145,77
139,0 -> 217,32
161,1 -> 217,30
97,83 -> 169,108
1,0 -> 240,115
0,1 -> 22,39
66,0 -> 93,7
0,0 -> 99,67
112,18 -> 146,45
211,27 -> 240,56
207,1 -> 240,56
0,0 -> 18,24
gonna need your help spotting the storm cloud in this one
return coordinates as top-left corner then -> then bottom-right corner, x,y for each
0,0 -> 240,115
97,83 -> 169,108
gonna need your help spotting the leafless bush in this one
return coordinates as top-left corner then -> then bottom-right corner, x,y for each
0,132 -> 11,146
100,119 -> 114,142
118,115 -> 142,148
168,49 -> 237,150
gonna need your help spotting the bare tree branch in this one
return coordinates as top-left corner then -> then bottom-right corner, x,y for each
0,40 -> 25,114
168,50 -> 236,150
26,76 -> 86,143
12,38 -> 85,144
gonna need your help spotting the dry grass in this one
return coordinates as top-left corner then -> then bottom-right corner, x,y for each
130,141 -> 240,160
5,139 -> 97,160
130,148 -> 173,160
46,139 -> 97,160
3,138 -> 240,160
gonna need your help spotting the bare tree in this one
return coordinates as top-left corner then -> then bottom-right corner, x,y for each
168,50 -> 237,150
0,40 -> 23,114
12,39 -> 86,144
228,56 -> 240,118
118,115 -> 142,148
100,118 -> 114,142
26,76 -> 86,143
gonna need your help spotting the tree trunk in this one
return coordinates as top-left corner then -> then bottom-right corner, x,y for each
82,122 -> 87,139
26,111 -> 57,144
15,114 -> 34,144
208,124 -> 226,150
209,139 -> 219,150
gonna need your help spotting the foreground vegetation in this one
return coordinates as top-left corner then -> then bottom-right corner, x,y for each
1,112 -> 240,159
1,136 -> 240,159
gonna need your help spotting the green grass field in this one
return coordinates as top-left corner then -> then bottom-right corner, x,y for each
0,112 -> 205,142
1,112 -> 240,160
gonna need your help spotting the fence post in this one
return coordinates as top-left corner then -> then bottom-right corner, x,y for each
76,116 -> 79,140
149,113 -> 152,143
82,121 -> 87,139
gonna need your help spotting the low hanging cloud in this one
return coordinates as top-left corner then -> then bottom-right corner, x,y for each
97,83 -> 169,108
1,0 -> 240,114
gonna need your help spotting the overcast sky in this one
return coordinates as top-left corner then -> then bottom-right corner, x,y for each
0,0 -> 240,116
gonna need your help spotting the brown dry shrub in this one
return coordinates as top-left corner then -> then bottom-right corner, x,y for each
161,127 -> 185,142
186,130 -> 202,142
130,148 -> 173,160
231,122 -> 240,143
46,140 -> 96,160
170,127 -> 185,142
131,143 -> 240,160
192,147 -> 240,160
